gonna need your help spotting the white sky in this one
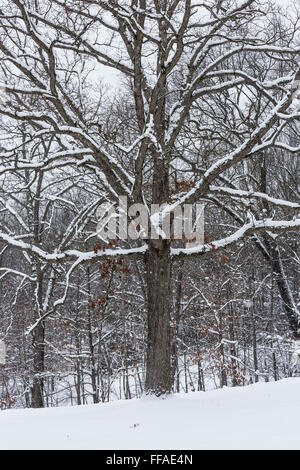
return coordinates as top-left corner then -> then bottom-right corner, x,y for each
95,0 -> 297,89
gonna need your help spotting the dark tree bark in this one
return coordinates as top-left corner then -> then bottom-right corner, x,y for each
144,146 -> 173,394
145,238 -> 172,395
31,321 -> 45,408
270,245 -> 300,340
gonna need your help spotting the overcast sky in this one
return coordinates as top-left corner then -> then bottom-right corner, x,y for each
96,0 -> 297,88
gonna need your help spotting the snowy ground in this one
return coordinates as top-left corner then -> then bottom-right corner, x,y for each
0,378 -> 300,450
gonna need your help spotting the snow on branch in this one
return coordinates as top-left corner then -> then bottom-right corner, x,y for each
0,229 -> 148,264
172,218 -> 300,259
209,187 -> 300,209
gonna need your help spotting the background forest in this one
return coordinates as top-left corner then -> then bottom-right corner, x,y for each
0,0 -> 299,409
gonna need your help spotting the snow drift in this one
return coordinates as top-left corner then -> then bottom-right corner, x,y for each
0,378 -> 299,450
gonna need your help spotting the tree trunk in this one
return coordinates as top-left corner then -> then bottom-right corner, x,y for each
31,263 -> 45,409
145,238 -> 172,395
31,321 -> 45,408
171,266 -> 183,390
271,247 -> 300,339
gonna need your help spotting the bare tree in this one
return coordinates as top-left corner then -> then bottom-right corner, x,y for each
0,0 -> 299,398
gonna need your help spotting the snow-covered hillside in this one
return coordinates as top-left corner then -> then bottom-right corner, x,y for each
0,378 -> 299,450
